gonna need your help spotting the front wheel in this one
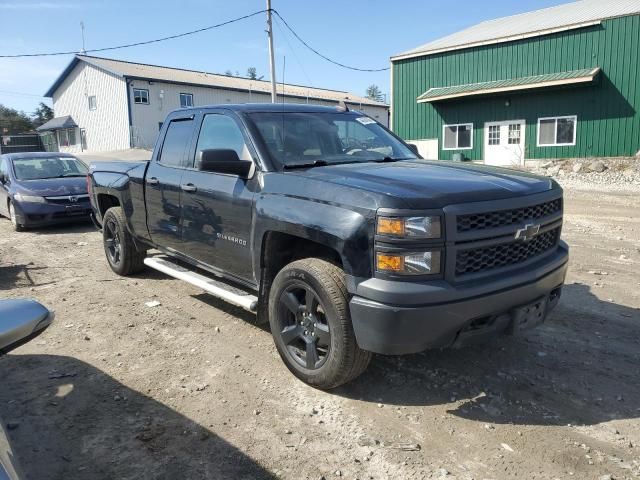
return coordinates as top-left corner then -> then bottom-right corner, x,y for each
102,206 -> 146,276
268,258 -> 371,389
8,202 -> 24,232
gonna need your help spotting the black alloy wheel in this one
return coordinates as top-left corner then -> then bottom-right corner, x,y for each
278,283 -> 331,370
104,216 -> 122,266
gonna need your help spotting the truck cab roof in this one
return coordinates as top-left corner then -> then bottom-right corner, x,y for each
171,103 -> 356,115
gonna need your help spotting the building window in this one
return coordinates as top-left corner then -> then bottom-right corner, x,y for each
488,125 -> 500,146
88,95 -> 97,111
537,115 -> 576,146
443,123 -> 473,150
180,93 -> 194,108
57,128 -> 76,147
133,88 -> 149,105
508,123 -> 521,145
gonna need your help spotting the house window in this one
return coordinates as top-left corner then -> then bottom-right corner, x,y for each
88,95 -> 97,111
133,88 -> 149,105
443,123 -> 473,150
180,93 -> 194,108
508,123 -> 521,145
57,128 -> 76,147
488,125 -> 500,146
537,115 -> 576,146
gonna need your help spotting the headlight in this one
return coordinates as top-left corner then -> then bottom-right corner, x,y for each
14,193 -> 46,203
377,215 -> 441,238
376,250 -> 442,275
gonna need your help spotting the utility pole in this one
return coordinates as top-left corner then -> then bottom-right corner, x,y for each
266,0 -> 277,103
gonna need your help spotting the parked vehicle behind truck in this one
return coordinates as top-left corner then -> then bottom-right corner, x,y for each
88,104 -> 568,389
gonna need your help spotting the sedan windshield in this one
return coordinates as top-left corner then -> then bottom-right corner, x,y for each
12,157 -> 88,180
248,112 -> 417,168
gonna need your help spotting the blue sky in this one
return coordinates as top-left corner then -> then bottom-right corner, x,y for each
0,0 -> 570,114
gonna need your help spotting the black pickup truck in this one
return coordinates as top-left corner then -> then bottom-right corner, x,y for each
88,104 -> 568,389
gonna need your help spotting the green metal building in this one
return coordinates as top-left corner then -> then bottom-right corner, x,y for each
390,0 -> 640,166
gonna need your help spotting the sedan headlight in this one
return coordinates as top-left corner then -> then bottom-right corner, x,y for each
14,193 -> 46,203
376,250 -> 442,275
377,215 -> 441,239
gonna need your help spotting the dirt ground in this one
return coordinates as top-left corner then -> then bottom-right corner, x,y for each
1,184 -> 639,480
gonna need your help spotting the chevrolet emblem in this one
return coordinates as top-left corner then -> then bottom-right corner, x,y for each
515,223 -> 541,242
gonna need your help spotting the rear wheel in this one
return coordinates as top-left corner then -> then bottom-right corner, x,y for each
269,258 -> 371,389
102,206 -> 146,275
8,202 -> 24,232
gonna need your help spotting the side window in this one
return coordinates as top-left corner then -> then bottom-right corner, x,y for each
195,114 -> 251,161
158,119 -> 194,168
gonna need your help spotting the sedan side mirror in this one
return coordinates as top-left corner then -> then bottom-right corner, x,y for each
0,173 -> 6,184
196,149 -> 253,178
0,299 -> 54,355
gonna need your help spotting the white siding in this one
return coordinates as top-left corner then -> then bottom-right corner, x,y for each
53,63 -> 130,152
129,80 -> 389,149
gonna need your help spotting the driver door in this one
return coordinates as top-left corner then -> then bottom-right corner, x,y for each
179,112 -> 258,283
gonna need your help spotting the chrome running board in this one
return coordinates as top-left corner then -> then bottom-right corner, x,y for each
143,257 -> 258,313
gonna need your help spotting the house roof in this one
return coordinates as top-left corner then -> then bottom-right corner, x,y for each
392,0 -> 640,61
45,55 -> 388,108
417,67 -> 600,103
35,115 -> 78,131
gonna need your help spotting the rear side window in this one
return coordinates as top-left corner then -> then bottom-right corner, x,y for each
158,119 -> 194,168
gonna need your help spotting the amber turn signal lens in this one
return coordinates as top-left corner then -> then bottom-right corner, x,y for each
376,253 -> 404,272
377,217 -> 405,236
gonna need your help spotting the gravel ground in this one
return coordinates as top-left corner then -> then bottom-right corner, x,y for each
1,184 -> 639,480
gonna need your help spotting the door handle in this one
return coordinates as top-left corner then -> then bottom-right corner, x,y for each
181,183 -> 197,193
147,177 -> 159,185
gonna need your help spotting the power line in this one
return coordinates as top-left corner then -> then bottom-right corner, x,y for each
271,10 -> 389,72
0,8 -> 390,73
0,10 -> 267,58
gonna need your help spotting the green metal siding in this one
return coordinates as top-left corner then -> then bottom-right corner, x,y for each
392,15 -> 640,160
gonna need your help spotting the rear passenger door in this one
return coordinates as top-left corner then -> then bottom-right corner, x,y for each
145,115 -> 196,252
179,112 -> 257,283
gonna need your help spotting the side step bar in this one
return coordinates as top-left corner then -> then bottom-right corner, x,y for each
143,257 -> 258,313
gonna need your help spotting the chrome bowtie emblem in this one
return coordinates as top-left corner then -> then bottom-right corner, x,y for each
515,223 -> 540,242
68,195 -> 78,203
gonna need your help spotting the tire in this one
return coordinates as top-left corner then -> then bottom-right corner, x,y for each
102,206 -> 146,276
8,202 -> 24,232
268,258 -> 371,389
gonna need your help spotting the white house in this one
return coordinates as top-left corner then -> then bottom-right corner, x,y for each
42,55 -> 390,153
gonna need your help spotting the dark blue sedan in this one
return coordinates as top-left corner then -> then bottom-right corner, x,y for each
0,152 -> 92,231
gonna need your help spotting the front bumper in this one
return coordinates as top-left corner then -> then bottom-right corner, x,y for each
349,242 -> 569,355
13,200 -> 92,227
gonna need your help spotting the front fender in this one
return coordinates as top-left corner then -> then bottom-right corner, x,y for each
253,194 -> 374,278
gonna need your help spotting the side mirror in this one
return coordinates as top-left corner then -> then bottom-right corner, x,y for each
0,173 -> 6,184
196,149 -> 253,178
406,143 -> 420,156
0,299 -> 54,355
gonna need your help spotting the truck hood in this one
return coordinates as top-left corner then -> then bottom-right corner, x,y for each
293,160 -> 557,208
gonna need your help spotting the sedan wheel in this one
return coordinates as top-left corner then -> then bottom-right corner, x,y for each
8,202 -> 24,232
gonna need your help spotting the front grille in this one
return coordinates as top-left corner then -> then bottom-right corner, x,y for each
46,196 -> 90,205
455,227 -> 560,276
457,198 -> 562,233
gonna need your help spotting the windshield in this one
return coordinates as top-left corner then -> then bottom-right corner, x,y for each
248,112 -> 418,168
12,157 -> 88,180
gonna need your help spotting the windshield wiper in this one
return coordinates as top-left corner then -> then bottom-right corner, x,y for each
283,160 -> 330,170
374,157 -> 413,163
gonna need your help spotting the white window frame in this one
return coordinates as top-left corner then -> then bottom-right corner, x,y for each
179,93 -> 194,108
537,115 -> 577,147
88,95 -> 97,111
442,123 -> 473,150
133,88 -> 149,105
